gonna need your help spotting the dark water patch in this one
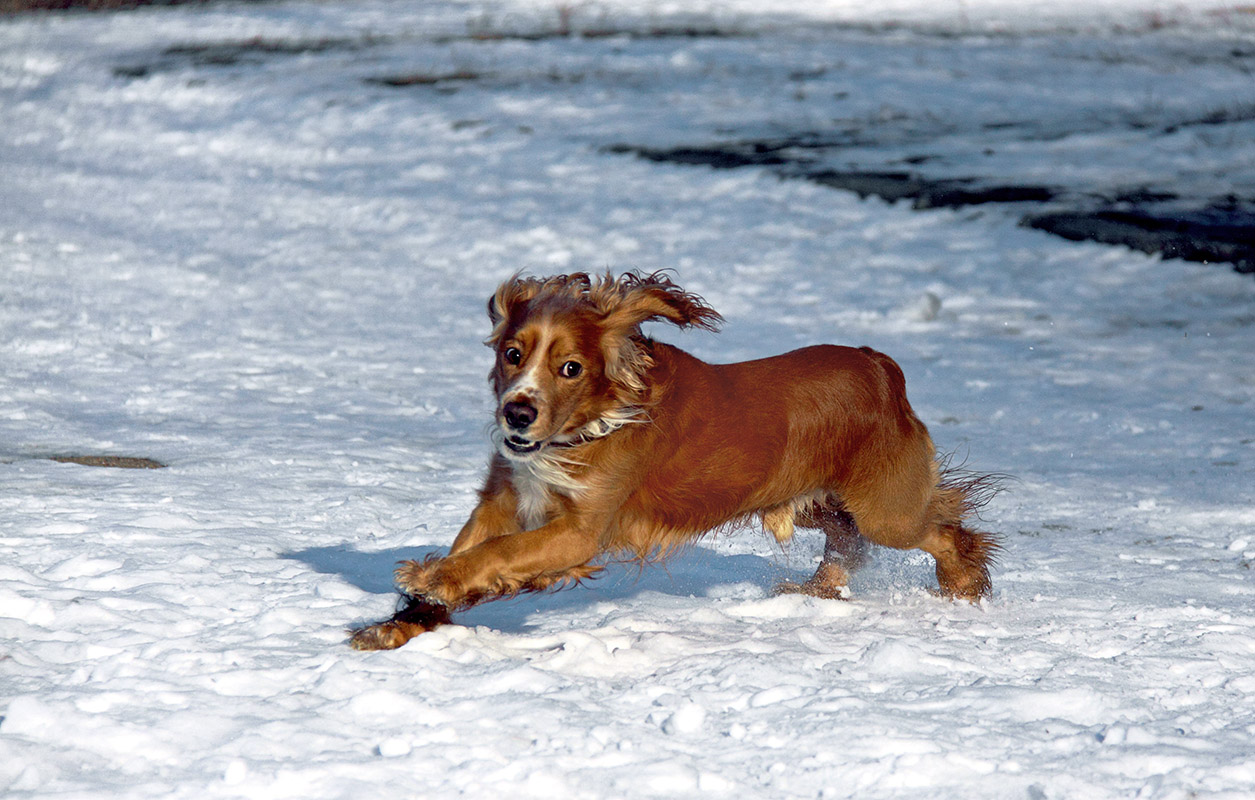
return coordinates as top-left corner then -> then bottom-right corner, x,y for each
607,144 -> 1058,208
606,134 -> 885,163
1109,187 -> 1180,205
805,170 -> 1057,209
438,26 -> 751,44
365,70 -> 488,89
1162,103 -> 1255,134
607,141 -> 1254,274
163,37 -> 364,63
603,143 -> 797,170
1024,208 -> 1255,273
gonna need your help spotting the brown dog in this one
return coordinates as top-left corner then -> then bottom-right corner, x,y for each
350,272 -> 999,650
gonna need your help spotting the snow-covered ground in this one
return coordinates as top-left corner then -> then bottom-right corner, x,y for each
3,1 -> 1255,798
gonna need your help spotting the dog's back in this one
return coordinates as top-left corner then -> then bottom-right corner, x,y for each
605,343 -> 945,560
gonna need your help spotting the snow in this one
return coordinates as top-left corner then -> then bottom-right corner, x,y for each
2,1 -> 1255,798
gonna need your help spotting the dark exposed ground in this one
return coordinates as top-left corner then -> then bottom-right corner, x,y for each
50,456 -> 167,469
0,455 -> 167,468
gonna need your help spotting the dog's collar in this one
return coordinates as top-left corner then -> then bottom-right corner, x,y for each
551,408 -> 643,449
509,408 -> 641,455
545,425 -> 614,452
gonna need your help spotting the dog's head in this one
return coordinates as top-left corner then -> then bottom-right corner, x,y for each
484,271 -> 721,461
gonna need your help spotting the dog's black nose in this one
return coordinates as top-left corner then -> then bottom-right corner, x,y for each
503,401 -> 538,431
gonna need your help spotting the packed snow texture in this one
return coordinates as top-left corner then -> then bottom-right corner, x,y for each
2,1 -> 1255,798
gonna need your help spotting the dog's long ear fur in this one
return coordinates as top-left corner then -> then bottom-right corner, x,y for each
595,271 -> 722,401
597,271 -> 722,335
485,274 -> 541,347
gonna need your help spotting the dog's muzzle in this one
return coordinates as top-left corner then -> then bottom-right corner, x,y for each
499,399 -> 543,456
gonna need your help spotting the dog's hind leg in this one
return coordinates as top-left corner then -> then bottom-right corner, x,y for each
914,482 -> 1001,601
847,473 -> 1001,601
774,504 -> 869,600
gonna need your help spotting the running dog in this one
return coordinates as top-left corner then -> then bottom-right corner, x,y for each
350,271 -> 999,650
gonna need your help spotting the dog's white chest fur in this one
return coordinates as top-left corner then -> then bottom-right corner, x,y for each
508,449 -> 589,531
511,463 -> 555,531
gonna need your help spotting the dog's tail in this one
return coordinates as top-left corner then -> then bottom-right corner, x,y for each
928,466 -> 1007,599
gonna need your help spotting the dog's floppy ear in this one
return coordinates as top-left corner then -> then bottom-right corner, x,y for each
485,274 -> 541,347
597,272 -> 722,400
599,271 -> 722,335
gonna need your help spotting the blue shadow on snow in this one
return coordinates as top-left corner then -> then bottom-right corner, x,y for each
284,542 -> 793,634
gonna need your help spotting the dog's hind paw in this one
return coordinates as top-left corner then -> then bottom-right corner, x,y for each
772,561 -> 854,601
772,578 -> 851,601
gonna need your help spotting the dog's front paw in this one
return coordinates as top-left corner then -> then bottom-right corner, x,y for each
394,558 -> 437,595
348,597 -> 453,651
395,558 -> 463,608
349,621 -> 413,651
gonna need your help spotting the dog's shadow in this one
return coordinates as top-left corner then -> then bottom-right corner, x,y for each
285,542 -> 797,634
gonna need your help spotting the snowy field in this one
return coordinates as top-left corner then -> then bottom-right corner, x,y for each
3,1 -> 1255,797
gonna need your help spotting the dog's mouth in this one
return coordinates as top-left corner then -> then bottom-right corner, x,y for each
498,425 -> 587,459
497,409 -> 639,460
502,434 -> 543,455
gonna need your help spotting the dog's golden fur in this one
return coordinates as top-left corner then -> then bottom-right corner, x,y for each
350,271 -> 1000,650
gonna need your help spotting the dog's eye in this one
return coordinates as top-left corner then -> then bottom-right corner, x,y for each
503,347 -> 522,366
559,361 -> 583,379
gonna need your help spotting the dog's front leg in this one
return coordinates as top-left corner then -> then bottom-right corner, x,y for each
348,480 -> 525,651
395,514 -> 604,610
447,479 -> 523,556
